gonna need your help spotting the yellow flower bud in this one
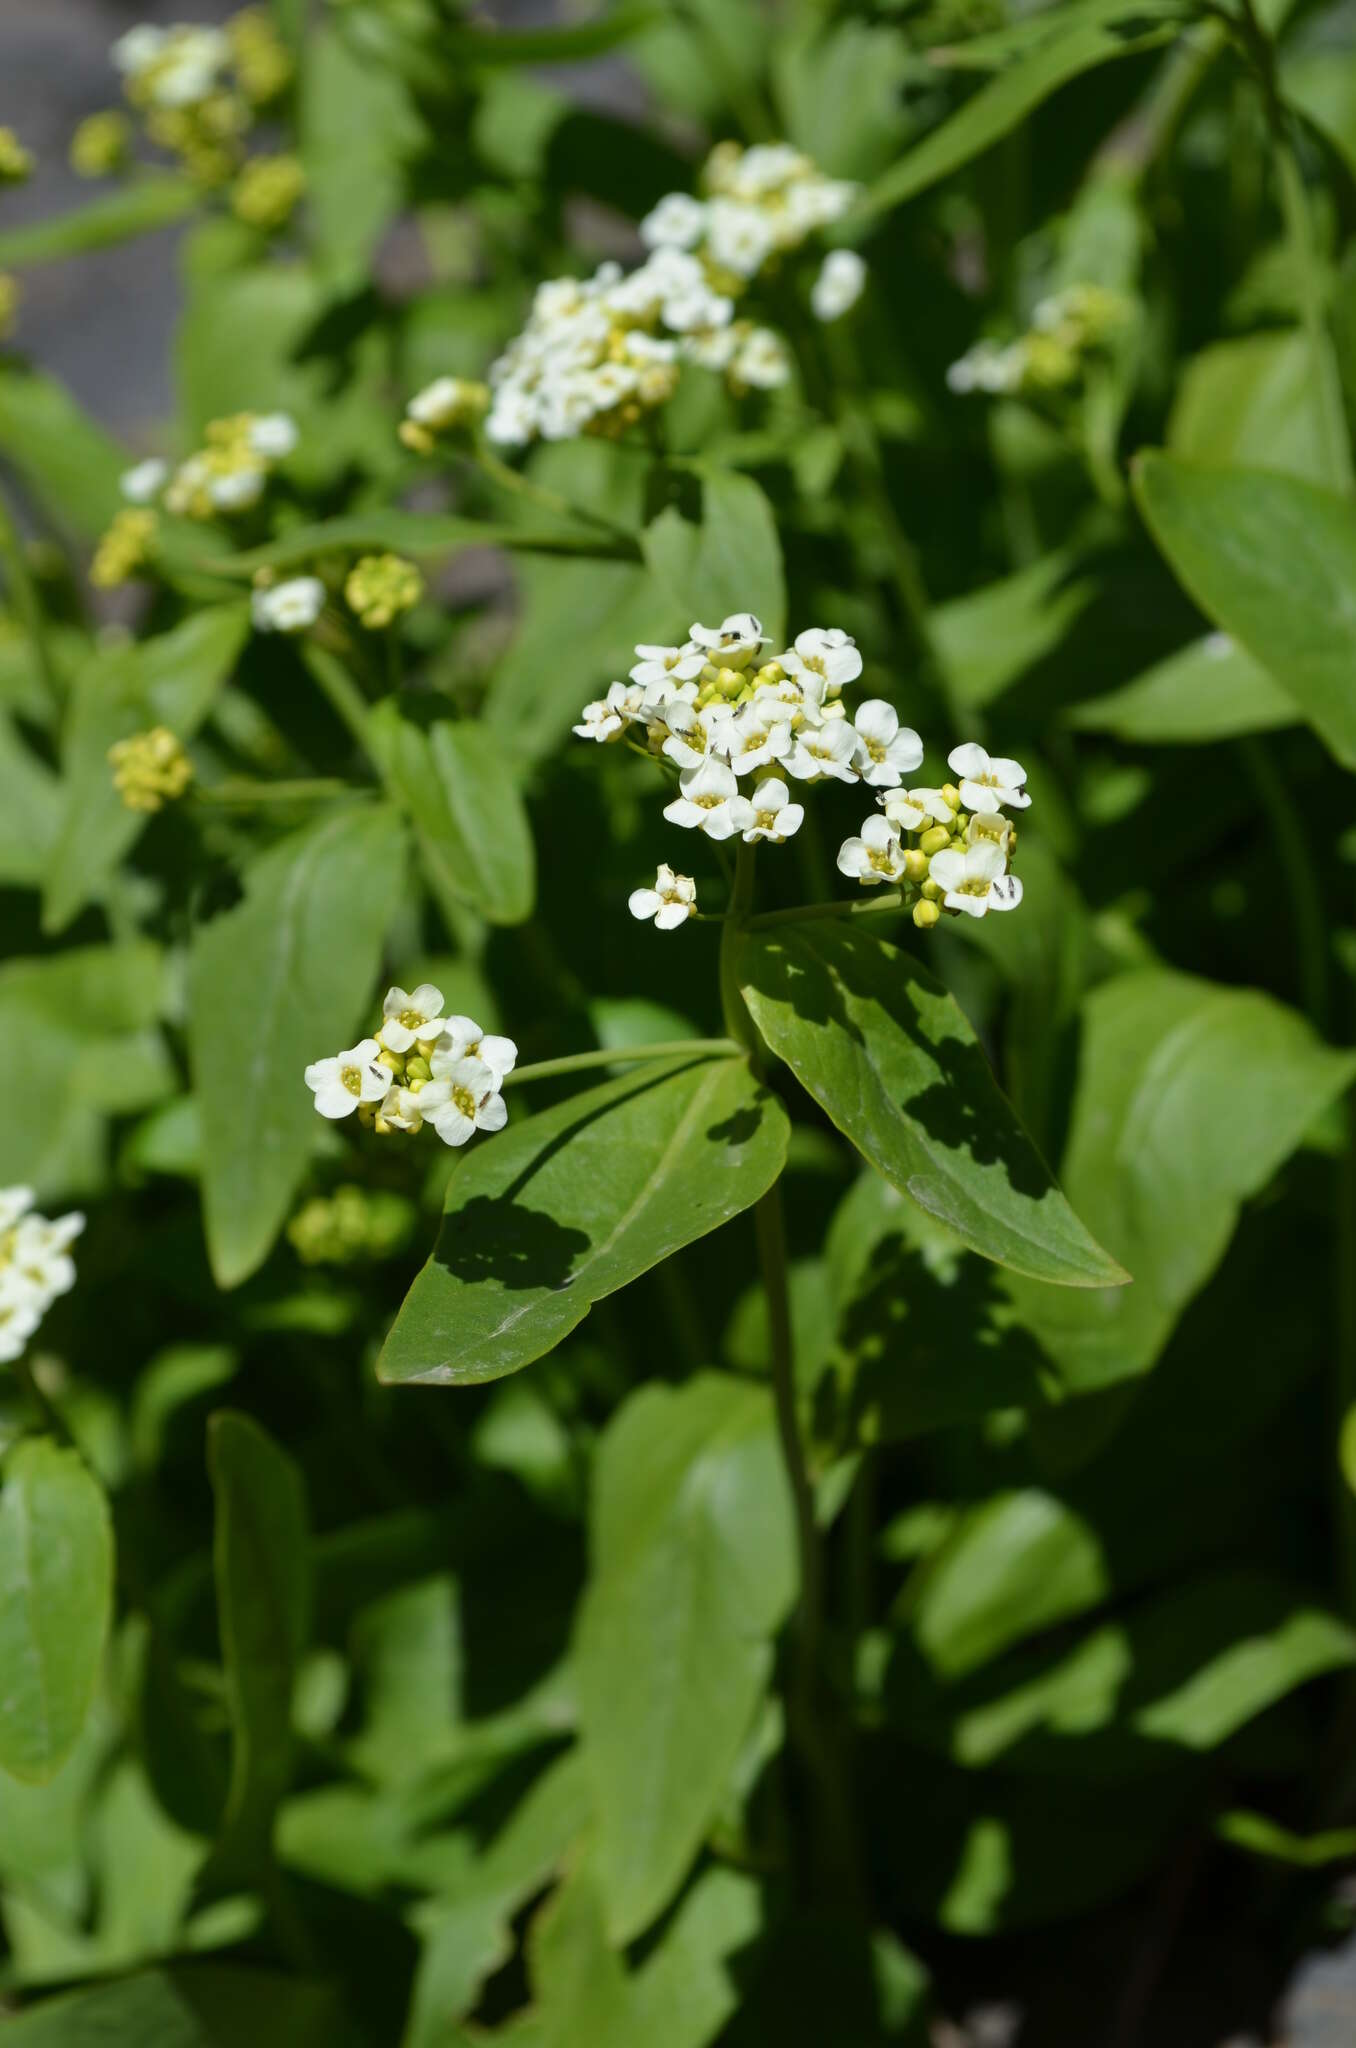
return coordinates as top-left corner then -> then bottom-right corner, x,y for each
344,553 -> 423,630
913,898 -> 941,930
231,152 -> 305,230
91,508 -> 157,588
70,111 -> 132,178
919,825 -> 951,856
377,1048 -> 403,1076
902,849 -> 928,883
0,129 -> 34,185
228,7 -> 294,103
405,1055 -> 432,1083
941,783 -> 961,810
108,726 -> 192,813
921,878 -> 943,902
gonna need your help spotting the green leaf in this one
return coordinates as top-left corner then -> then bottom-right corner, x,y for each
0,366 -> 126,539
1217,1808 -> 1356,1868
1168,330 -> 1331,484
0,1964 -> 356,2046
0,941 -> 172,1199
200,1413 -> 310,1892
1066,631 -> 1297,743
206,511 -> 613,578
301,25 -> 421,285
1006,968 -> 1356,1392
575,1376 -> 795,1943
0,715 -> 62,884
772,21 -> 913,179
734,923 -> 1126,1288
1133,452 -> 1356,770
188,803 -> 406,1287
861,0 -> 1184,218
932,546 -> 1097,713
642,469 -> 786,647
442,5 -> 663,64
43,604 -> 250,935
367,700 -> 535,928
379,1055 -> 789,1386
0,176 -> 199,269
0,1440 -> 113,1786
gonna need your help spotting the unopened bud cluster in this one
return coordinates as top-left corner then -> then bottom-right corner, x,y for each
948,284 -> 1130,398
286,1185 -> 414,1267
344,554 -> 423,630
108,726 -> 193,812
399,377 -> 491,455
305,985 -> 518,1150
107,11 -> 291,188
838,742 -> 1028,926
0,1187 -> 83,1366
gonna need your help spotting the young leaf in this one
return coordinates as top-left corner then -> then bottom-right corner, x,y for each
1006,968 -> 1356,1393
301,24 -> 422,286
200,1413 -> 310,1894
1133,453 -> 1356,770
0,176 -> 199,269
734,923 -> 1125,1288
642,468 -> 787,648
1168,331 -> 1330,484
43,604 -> 251,936
379,1055 -> 789,1386
367,700 -> 535,928
188,803 -> 406,1287
0,366 -> 126,539
0,1440 -> 113,1786
575,1375 -> 794,1943
0,1964 -> 355,2046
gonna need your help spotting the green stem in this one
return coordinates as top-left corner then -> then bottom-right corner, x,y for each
747,888 -> 908,929
302,642 -> 374,754
0,487 -> 60,705
9,1350 -> 77,1451
505,1039 -> 739,1087
469,442 -> 635,543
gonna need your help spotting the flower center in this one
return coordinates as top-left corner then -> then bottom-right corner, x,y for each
452,1084 -> 478,1119
341,1064 -> 364,1096
399,1008 -> 424,1029
866,738 -> 886,761
869,849 -> 896,874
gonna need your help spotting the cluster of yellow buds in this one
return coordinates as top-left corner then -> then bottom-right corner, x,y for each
0,275 -> 18,345
231,152 -> 305,230
108,727 -> 193,813
286,1185 -> 415,1267
70,111 -> 134,179
91,508 -> 156,588
344,554 -> 423,630
227,8 -> 293,105
398,377 -> 491,455
0,129 -> 33,185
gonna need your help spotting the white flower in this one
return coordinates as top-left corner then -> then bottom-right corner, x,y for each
379,983 -> 448,1055
248,413 -> 299,460
928,841 -> 1024,917
662,283 -> 735,334
663,757 -> 755,839
661,700 -> 736,768
407,377 -> 482,429
120,458 -> 168,504
640,192 -> 708,251
9,1211 -> 84,1305
851,700 -> 924,788
432,1017 -> 518,1086
0,1186 -> 34,1233
782,625 -> 862,697
785,717 -> 859,784
688,612 -> 769,659
486,389 -> 536,447
112,25 -> 167,74
837,815 -> 906,884
742,777 -> 804,844
251,576 -> 325,634
0,1272 -> 42,1366
629,641 -> 706,692
947,340 -> 1023,396
304,1038 -> 391,1119
574,694 -> 627,742
812,249 -> 867,322
629,864 -> 697,930
725,702 -> 792,777
425,1057 -> 509,1148
947,741 -> 1031,813
206,465 -> 266,512
731,327 -> 791,390
706,199 -> 778,278
883,785 -> 956,832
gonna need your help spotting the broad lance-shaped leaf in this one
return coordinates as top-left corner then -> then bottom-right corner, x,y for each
642,468 -> 787,649
379,1055 -> 789,1386
1067,631 -> 1297,744
734,923 -> 1125,1288
198,1414 -> 310,1897
0,1440 -> 113,1786
1006,967 -> 1356,1393
188,803 -> 406,1288
575,1376 -> 795,1945
43,603 -> 251,935
0,365 -> 126,540
1133,453 -> 1356,770
367,698 -> 535,928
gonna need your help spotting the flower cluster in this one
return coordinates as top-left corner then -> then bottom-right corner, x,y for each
251,574 -> 326,635
578,611 -> 1027,931
473,141 -> 857,449
948,284 -> 1130,398
305,986 -> 518,1149
91,506 -> 156,588
231,152 -> 305,230
108,11 -> 291,188
344,554 -> 423,630
0,1188 -> 83,1366
71,110 -> 133,179
109,726 -> 193,812
287,1185 -> 414,1267
399,377 -> 491,455
838,742 -> 1028,925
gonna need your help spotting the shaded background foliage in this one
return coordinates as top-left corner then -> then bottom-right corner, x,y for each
1,0 -> 1356,2043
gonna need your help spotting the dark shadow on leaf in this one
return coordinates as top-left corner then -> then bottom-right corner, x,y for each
706,1100 -> 766,1147
432,1196 -> 589,1292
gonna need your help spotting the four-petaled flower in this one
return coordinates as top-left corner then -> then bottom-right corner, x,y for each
928,842 -> 1024,917
433,1017 -> 518,1086
304,1039 -> 391,1119
689,612 -> 768,661
851,700 -> 924,788
948,741 -> 1031,814
786,717 -> 858,783
742,777 -> 804,844
379,982 -> 448,1054
629,864 -> 697,929
424,1057 -> 509,1149
837,815 -> 906,884
664,758 -> 755,838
